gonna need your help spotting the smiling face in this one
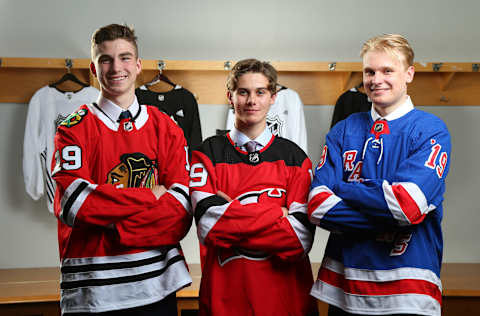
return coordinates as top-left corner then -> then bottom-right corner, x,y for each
228,72 -> 276,139
363,50 -> 415,117
90,38 -> 141,108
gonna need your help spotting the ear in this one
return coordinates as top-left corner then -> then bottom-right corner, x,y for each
405,65 -> 415,83
270,91 -> 277,105
136,58 -> 142,75
227,91 -> 234,106
89,62 -> 97,77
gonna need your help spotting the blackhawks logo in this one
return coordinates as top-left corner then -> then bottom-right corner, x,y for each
107,152 -> 158,188
60,109 -> 88,128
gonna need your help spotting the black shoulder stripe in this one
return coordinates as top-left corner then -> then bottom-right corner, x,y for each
62,181 -> 89,225
290,211 -> 316,235
195,194 -> 229,224
172,186 -> 192,207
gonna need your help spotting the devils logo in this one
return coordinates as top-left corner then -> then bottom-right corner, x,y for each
235,187 -> 286,205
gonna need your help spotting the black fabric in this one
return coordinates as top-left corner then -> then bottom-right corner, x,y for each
331,90 -> 371,128
135,87 -> 202,148
198,135 -> 308,167
117,110 -> 132,122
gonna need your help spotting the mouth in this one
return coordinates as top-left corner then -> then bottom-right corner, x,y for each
108,75 -> 128,82
370,87 -> 389,94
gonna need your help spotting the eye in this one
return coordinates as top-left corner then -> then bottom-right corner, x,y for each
237,89 -> 248,96
257,89 -> 266,96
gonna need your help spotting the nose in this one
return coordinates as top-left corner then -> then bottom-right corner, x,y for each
371,71 -> 383,85
246,91 -> 256,104
111,58 -> 122,72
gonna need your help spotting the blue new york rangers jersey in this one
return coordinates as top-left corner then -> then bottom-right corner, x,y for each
308,100 -> 450,316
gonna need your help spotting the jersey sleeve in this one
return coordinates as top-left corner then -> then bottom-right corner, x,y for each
287,89 -> 308,154
23,87 -> 46,201
190,148 -> 284,249
308,125 -> 385,232
185,91 -> 203,149
52,117 -> 159,228
237,157 -> 315,261
334,122 -> 451,227
115,120 -> 193,247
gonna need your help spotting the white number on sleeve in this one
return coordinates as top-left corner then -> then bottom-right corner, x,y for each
62,145 -> 82,170
189,163 -> 208,187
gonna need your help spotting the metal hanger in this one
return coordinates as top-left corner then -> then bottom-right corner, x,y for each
145,60 -> 176,88
49,58 -> 89,90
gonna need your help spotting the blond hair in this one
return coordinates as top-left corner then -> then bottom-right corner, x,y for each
360,34 -> 414,68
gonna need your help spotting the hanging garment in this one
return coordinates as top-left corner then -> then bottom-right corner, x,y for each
135,85 -> 203,149
331,88 -> 372,128
23,85 -> 99,213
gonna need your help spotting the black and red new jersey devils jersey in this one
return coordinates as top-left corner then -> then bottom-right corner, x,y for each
190,131 -> 317,316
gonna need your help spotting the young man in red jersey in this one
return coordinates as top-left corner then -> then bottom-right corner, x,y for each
190,58 -> 318,316
52,24 -> 192,315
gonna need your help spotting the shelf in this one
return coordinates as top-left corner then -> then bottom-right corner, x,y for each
1,57 -> 480,105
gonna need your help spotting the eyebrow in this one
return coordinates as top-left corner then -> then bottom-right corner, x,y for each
97,52 -> 135,59
119,52 -> 134,57
238,87 -> 269,90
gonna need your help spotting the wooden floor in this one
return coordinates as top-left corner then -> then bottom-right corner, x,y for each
0,263 -> 478,316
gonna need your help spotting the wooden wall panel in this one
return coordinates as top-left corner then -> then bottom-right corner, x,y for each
1,58 -> 479,105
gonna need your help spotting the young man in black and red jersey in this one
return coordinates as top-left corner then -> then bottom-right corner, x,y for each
189,58 -> 318,316
51,24 -> 192,315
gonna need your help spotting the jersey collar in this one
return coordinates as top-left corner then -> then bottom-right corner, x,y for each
96,95 -> 140,123
229,126 -> 273,150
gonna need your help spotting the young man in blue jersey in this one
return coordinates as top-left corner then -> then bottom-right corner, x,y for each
308,34 -> 451,316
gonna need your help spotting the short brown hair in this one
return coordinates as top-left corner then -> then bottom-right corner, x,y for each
360,34 -> 414,68
226,59 -> 278,95
91,24 -> 138,58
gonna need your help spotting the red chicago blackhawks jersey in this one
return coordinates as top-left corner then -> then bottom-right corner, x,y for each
51,100 -> 192,314
190,131 -> 317,316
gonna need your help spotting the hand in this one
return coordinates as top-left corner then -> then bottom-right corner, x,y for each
217,190 -> 232,202
281,207 -> 289,217
151,185 -> 167,200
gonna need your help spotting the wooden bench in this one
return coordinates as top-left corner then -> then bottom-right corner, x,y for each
0,263 -> 478,316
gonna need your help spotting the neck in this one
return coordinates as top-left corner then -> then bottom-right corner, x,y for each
102,91 -> 135,110
374,95 -> 407,117
235,121 -> 266,140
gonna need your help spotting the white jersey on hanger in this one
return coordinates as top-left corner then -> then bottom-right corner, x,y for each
226,87 -> 308,154
23,85 -> 99,213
